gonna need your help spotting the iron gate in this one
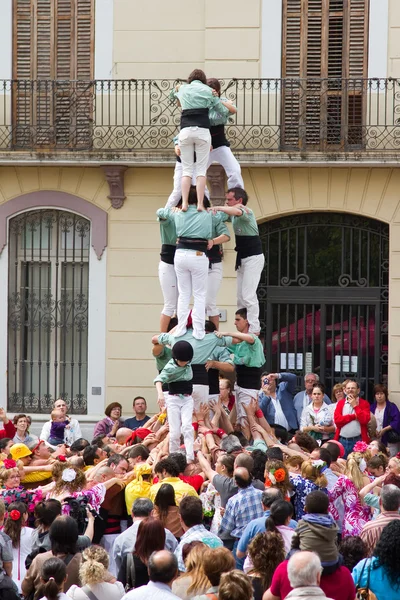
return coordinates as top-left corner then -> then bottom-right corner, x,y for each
7,209 -> 90,414
258,213 -> 389,401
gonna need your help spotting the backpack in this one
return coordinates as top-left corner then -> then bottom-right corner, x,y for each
125,553 -> 136,592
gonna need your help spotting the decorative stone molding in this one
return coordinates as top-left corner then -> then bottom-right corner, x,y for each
102,165 -> 128,209
207,164 -> 226,206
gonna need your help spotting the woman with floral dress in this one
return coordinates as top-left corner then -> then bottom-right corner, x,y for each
0,462 -> 43,516
328,451 -> 371,537
289,460 -> 328,520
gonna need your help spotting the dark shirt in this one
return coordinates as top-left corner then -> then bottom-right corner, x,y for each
117,554 -> 149,589
124,415 -> 151,431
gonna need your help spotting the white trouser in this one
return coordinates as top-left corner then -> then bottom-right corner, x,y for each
207,145 -> 244,189
206,262 -> 223,317
179,127 -> 211,178
158,260 -> 178,317
235,385 -> 259,424
100,534 -> 119,576
237,254 -> 265,334
166,160 -> 210,208
192,384 -> 210,411
174,249 -> 209,340
166,393 -> 194,461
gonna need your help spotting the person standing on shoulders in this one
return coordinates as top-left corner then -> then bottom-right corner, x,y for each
333,380 -> 370,458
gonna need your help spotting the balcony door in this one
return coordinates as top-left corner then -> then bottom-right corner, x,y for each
12,0 -> 94,149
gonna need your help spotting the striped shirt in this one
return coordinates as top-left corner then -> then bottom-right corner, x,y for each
360,511 -> 400,556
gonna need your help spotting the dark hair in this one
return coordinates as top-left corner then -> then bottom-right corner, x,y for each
374,384 -> 388,401
261,488 -> 284,508
127,444 -> 150,461
218,454 -> 235,476
181,541 -> 206,564
104,402 -> 122,418
305,490 -> 329,514
265,500 -> 293,533
374,520 -> 400,589
0,438 -> 11,452
107,454 -> 128,468
339,536 -> 367,572
34,499 -> 62,528
83,445 -> 100,466
134,518 -> 165,563
202,547 -> 235,586
368,455 -> 388,472
272,426 -> 289,445
266,447 -> 284,462
294,431 -> 319,452
69,438 -> 90,454
155,457 -> 180,478
179,496 -> 203,528
148,551 -> 178,584
317,447 -> 332,468
91,435 -> 106,448
323,442 -> 341,462
232,431 -> 249,447
49,515 -> 78,555
234,470 -> 252,489
248,532 -> 285,590
205,320 -> 217,333
187,185 -> 198,206
4,501 -> 28,547
187,69 -> 207,84
227,187 -> 249,206
169,452 -> 187,473
154,483 -> 177,523
133,396 -> 147,407
36,557 -> 67,600
235,453 -> 254,473
207,78 -> 221,95
312,381 -> 326,394
251,449 -> 268,482
235,308 -> 247,320
167,317 -> 178,332
13,414 -> 30,432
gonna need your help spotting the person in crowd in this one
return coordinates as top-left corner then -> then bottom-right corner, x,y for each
339,536 -> 367,573
40,400 -> 82,446
167,452 -> 204,494
263,500 -> 295,555
35,557 -> 68,600
190,547 -> 235,600
150,458 -> 199,504
113,499 -> 177,573
3,501 -> 33,591
124,398 -> 151,431
370,384 -> 400,457
328,452 -> 371,537
153,483 -> 184,540
171,542 -> 209,599
174,496 -> 222,573
0,464 -> 42,514
43,462 -> 109,511
67,545 -> 124,600
360,484 -> 400,555
247,532 -> 286,600
333,380 -> 370,457
218,378 -> 235,414
93,403 -> 123,440
285,552 -> 334,600
22,516 -> 83,597
82,445 -> 108,470
264,460 -> 292,500
0,440 -> 13,459
117,518 -> 166,590
352,520 -> 400,600
124,463 -> 153,515
121,550 -> 180,600
218,571 -> 254,600
300,384 -> 335,442
13,414 -> 37,446
211,188 -> 265,335
331,384 -> 345,405
293,374 -> 331,426
258,372 -> 298,435
366,454 -> 388,478
290,460 -> 328,521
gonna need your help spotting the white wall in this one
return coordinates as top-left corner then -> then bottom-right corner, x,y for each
261,0 -> 282,79
95,0 -> 114,79
368,0 -> 389,78
0,0 -> 12,80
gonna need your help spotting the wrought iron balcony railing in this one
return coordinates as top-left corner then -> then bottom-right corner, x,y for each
0,78 -> 399,153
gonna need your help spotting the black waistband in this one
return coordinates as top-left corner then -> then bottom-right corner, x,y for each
177,237 -> 208,252
192,364 -> 209,385
181,108 -> 210,129
236,364 -> 263,389
210,124 -> 229,149
207,243 -> 222,264
208,368 -> 220,394
160,244 -> 176,265
168,381 -> 193,395
234,235 -> 263,270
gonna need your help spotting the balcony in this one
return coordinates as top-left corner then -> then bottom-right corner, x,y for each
0,78 -> 400,165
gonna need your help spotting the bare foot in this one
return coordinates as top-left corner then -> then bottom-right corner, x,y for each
197,203 -> 204,212
182,202 -> 188,212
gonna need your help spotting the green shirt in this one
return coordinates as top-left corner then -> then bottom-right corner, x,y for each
230,335 -> 265,368
363,493 -> 380,511
209,96 -> 232,126
157,208 -> 177,246
212,213 -> 230,239
223,206 -> 259,237
154,359 -> 193,384
174,205 -> 213,240
210,345 -> 234,365
155,346 -> 172,372
173,80 -> 224,112
158,331 -> 233,365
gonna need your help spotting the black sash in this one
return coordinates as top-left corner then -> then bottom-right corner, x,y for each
207,243 -> 222,266
160,244 -> 176,265
177,237 -> 208,252
168,380 -> 193,395
210,124 -> 229,149
191,364 -> 209,385
234,235 -> 263,270
208,368 -> 220,395
236,364 -> 262,389
181,108 -> 210,129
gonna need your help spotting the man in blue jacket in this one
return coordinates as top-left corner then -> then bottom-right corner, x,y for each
258,372 -> 298,433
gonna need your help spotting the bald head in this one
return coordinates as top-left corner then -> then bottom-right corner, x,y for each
234,467 -> 251,489
234,452 -> 254,473
288,551 -> 322,588
116,427 -> 133,444
148,550 -> 178,586
91,466 -> 114,483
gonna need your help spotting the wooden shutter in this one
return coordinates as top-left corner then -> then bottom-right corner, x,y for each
12,0 -> 94,149
281,0 -> 369,149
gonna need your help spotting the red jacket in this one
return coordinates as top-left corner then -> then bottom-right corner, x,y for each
334,397 -> 370,443
0,421 -> 16,440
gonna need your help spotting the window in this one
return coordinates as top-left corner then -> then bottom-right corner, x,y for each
281,0 -> 369,149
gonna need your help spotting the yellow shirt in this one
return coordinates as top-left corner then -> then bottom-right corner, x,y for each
149,477 -> 198,504
22,471 -> 52,483
125,479 -> 152,514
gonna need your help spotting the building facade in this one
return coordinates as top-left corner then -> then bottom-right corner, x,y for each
0,0 -> 399,426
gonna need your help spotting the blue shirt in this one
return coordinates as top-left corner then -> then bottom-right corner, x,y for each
352,557 -> 400,600
123,415 -> 150,431
175,524 -> 222,572
237,510 -> 298,554
259,373 -> 299,431
220,486 -> 264,539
